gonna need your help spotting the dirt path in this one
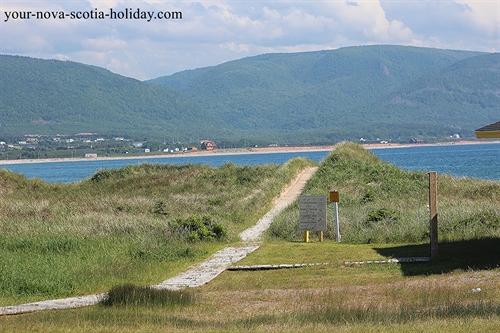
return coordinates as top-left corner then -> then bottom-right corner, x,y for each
0,167 -> 317,315
153,166 -> 317,290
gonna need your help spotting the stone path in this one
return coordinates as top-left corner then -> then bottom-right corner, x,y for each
0,167 -> 318,315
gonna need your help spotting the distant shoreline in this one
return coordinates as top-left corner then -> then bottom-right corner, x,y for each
362,139 -> 500,150
0,140 -> 498,166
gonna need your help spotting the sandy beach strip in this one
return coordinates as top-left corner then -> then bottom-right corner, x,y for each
0,140 -> 497,166
0,145 -> 334,166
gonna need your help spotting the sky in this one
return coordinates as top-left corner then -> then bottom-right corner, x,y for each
1,0 -> 499,80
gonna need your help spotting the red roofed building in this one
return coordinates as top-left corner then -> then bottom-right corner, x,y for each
201,140 -> 217,150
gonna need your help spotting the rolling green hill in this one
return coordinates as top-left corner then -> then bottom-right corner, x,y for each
0,55 -> 221,140
395,51 -> 500,103
362,52 -> 500,139
1,46 -> 498,144
149,45 -> 497,143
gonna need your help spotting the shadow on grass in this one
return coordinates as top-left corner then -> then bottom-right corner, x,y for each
374,237 -> 500,276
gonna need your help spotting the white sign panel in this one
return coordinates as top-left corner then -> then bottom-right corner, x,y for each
300,196 -> 327,232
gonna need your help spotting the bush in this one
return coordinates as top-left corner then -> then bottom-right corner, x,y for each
175,215 -> 227,242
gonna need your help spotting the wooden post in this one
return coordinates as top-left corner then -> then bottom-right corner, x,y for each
317,231 -> 323,242
304,231 -> 309,243
429,171 -> 438,258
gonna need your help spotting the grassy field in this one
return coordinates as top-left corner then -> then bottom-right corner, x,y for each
2,241 -> 500,332
1,143 -> 499,332
0,158 -> 315,306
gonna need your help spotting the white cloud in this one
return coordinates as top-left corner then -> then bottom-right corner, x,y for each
456,1 -> 499,35
1,0 -> 498,79
219,42 -> 250,53
88,1 -> 121,9
82,37 -> 128,51
381,0 -> 499,50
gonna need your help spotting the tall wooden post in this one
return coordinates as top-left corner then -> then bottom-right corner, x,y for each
429,171 -> 438,258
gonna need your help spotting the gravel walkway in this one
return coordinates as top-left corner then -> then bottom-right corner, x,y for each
0,167 -> 317,315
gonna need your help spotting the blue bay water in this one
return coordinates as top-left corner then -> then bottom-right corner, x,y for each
0,143 -> 498,183
0,151 -> 329,184
371,143 -> 499,181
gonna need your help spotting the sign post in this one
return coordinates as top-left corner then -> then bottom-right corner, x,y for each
429,172 -> 438,258
300,196 -> 327,242
330,190 -> 340,242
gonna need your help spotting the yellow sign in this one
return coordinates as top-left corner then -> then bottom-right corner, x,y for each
330,190 -> 339,203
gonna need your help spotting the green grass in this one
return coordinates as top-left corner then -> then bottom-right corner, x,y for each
0,234 -> 211,304
0,158 -> 315,305
1,143 -> 499,332
101,284 -> 194,308
2,240 -> 500,332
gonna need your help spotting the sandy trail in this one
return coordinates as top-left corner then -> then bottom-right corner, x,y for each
0,167 -> 317,315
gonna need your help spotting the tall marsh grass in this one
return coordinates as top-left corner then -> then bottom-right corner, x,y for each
0,158 -> 315,305
101,284 -> 194,308
4,272 -> 500,332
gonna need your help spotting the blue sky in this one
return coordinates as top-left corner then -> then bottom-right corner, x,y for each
1,1 -> 499,80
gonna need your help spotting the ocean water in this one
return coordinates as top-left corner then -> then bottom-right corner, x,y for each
0,143 -> 499,183
370,143 -> 499,181
0,151 -> 329,184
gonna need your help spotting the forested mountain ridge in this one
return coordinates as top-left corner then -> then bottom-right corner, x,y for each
1,45 -> 498,145
0,55 -> 221,140
149,45 -> 498,142
380,52 -> 500,112
352,52 -> 500,139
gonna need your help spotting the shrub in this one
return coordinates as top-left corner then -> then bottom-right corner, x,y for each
175,215 -> 227,242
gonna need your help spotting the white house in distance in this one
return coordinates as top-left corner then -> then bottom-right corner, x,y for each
83,152 -> 98,158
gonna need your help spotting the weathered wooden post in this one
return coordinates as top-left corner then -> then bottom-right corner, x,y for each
429,171 -> 438,258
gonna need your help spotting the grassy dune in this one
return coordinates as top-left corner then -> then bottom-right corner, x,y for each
0,158 -> 315,306
2,143 -> 500,332
270,142 -> 500,244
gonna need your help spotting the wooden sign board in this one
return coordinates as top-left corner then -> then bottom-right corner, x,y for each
330,190 -> 339,203
300,196 -> 327,232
